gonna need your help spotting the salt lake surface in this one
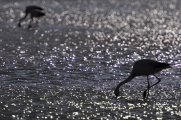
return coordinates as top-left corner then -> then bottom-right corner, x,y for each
0,0 -> 181,119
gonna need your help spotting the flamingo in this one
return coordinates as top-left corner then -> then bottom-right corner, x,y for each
18,5 -> 45,28
114,59 -> 171,99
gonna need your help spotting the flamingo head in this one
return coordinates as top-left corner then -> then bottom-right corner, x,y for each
114,88 -> 120,99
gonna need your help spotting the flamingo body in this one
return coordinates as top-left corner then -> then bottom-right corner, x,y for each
132,59 -> 170,76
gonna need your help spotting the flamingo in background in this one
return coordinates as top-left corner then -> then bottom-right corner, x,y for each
18,5 -> 45,28
114,59 -> 171,99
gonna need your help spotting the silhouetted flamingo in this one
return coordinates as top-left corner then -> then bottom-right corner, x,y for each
18,5 -> 45,28
114,59 -> 171,99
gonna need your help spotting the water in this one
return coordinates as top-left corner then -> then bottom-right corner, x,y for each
0,0 -> 181,119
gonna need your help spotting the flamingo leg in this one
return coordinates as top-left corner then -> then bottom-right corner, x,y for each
28,17 -> 33,28
143,76 -> 150,99
143,75 -> 161,99
147,76 -> 150,97
149,75 -> 161,89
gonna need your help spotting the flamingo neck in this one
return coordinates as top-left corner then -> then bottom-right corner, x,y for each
115,74 -> 135,90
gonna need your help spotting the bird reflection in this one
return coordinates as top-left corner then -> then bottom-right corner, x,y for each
114,59 -> 171,100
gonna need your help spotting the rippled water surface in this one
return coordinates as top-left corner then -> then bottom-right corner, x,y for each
0,0 -> 181,119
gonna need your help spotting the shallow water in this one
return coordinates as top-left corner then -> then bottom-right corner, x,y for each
0,0 -> 181,119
